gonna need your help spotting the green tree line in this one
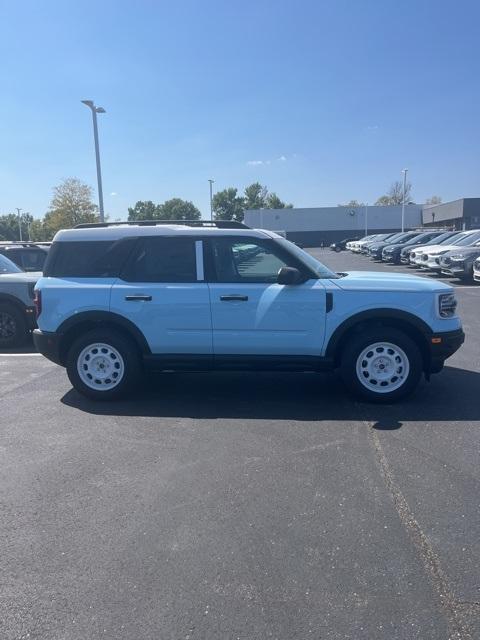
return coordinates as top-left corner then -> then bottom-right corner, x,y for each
0,176 -> 442,242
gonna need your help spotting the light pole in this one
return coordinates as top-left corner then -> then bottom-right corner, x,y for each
82,100 -> 106,222
364,203 -> 368,236
15,207 -> 22,241
401,168 -> 408,232
208,179 -> 214,220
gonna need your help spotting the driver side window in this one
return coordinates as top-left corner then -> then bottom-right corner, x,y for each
211,238 -> 291,283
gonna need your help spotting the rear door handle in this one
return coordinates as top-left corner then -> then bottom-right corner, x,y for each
125,295 -> 152,301
220,295 -> 249,302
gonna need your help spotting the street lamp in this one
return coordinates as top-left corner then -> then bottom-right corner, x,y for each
15,207 -> 22,241
364,203 -> 368,236
82,100 -> 106,222
208,179 -> 215,221
401,168 -> 408,232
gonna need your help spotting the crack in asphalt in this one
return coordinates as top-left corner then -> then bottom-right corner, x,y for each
361,409 -> 473,640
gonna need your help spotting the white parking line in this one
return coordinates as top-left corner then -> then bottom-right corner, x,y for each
0,353 -> 43,357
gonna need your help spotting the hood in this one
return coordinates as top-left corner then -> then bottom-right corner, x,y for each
424,243 -> 466,256
0,271 -> 42,284
369,242 -> 390,250
333,271 -> 452,293
382,243 -> 406,252
403,243 -> 431,254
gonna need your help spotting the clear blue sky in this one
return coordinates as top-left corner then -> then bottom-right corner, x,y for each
1,0 -> 479,220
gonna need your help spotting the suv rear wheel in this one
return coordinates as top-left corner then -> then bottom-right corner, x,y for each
0,302 -> 27,348
340,327 -> 422,403
66,329 -> 142,400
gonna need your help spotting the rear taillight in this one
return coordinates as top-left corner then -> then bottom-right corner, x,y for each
34,289 -> 42,318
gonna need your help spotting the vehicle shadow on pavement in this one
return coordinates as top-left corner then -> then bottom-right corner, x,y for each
61,365 -> 480,426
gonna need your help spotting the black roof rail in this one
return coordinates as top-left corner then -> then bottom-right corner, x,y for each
0,241 -> 51,247
74,220 -> 250,230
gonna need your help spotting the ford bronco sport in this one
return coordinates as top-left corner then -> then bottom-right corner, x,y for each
33,221 -> 464,403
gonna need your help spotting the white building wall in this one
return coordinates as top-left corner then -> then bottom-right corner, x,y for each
244,205 -> 422,232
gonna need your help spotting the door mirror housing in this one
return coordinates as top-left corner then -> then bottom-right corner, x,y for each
277,266 -> 303,285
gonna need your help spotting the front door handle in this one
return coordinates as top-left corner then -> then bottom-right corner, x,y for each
220,295 -> 249,302
125,295 -> 152,301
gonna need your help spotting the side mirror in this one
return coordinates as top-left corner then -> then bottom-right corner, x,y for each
277,266 -> 303,285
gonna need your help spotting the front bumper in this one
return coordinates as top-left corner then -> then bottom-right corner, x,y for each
33,329 -> 63,365
382,251 -> 400,263
428,328 -> 465,374
440,263 -> 466,277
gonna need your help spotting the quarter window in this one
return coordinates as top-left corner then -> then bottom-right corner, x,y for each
44,240 -> 135,277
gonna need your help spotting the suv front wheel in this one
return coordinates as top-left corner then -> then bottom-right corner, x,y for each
66,329 -> 142,400
340,327 -> 422,403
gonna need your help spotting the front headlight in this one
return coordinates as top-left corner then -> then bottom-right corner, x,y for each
449,254 -> 465,261
438,293 -> 457,318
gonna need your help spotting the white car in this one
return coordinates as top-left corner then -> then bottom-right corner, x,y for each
410,232 -> 469,266
473,256 -> 480,282
348,234 -> 386,253
417,229 -> 480,271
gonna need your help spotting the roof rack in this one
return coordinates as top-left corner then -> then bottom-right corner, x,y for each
74,220 -> 249,230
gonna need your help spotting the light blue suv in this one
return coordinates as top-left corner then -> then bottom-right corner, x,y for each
33,221 -> 464,403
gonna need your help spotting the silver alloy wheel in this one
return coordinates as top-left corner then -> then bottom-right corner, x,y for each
355,341 -> 410,393
0,311 -> 16,338
77,342 -> 125,391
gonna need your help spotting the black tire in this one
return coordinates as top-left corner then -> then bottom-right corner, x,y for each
339,327 -> 423,403
66,328 -> 143,401
0,302 -> 27,348
458,269 -> 473,284
335,246 -> 342,252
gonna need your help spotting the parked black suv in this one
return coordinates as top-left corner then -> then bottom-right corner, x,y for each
0,242 -> 50,272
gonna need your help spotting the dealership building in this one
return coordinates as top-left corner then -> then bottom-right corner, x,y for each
244,198 -> 480,246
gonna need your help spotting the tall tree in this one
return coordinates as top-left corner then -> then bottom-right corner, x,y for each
127,198 -> 201,222
43,178 -> 98,237
375,180 -> 412,206
128,200 -> 160,221
265,193 -> 293,209
338,200 -> 365,207
29,218 -> 51,241
212,188 -> 245,221
159,198 -> 201,220
425,195 -> 442,205
244,182 -> 269,209
0,212 -> 34,241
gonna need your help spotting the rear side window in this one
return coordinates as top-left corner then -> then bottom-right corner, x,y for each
44,240 -> 135,277
20,250 -> 47,271
122,237 -> 197,282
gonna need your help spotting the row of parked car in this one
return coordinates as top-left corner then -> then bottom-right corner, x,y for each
0,242 -> 50,348
341,229 -> 480,283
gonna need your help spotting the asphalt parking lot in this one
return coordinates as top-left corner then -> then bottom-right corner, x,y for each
1,250 -> 479,640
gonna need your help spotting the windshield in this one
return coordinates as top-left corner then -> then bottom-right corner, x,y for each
380,233 -> 404,243
453,230 -> 480,246
384,232 -> 412,244
277,238 -> 338,279
402,232 -> 435,246
0,254 -> 22,274
425,231 -> 460,245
